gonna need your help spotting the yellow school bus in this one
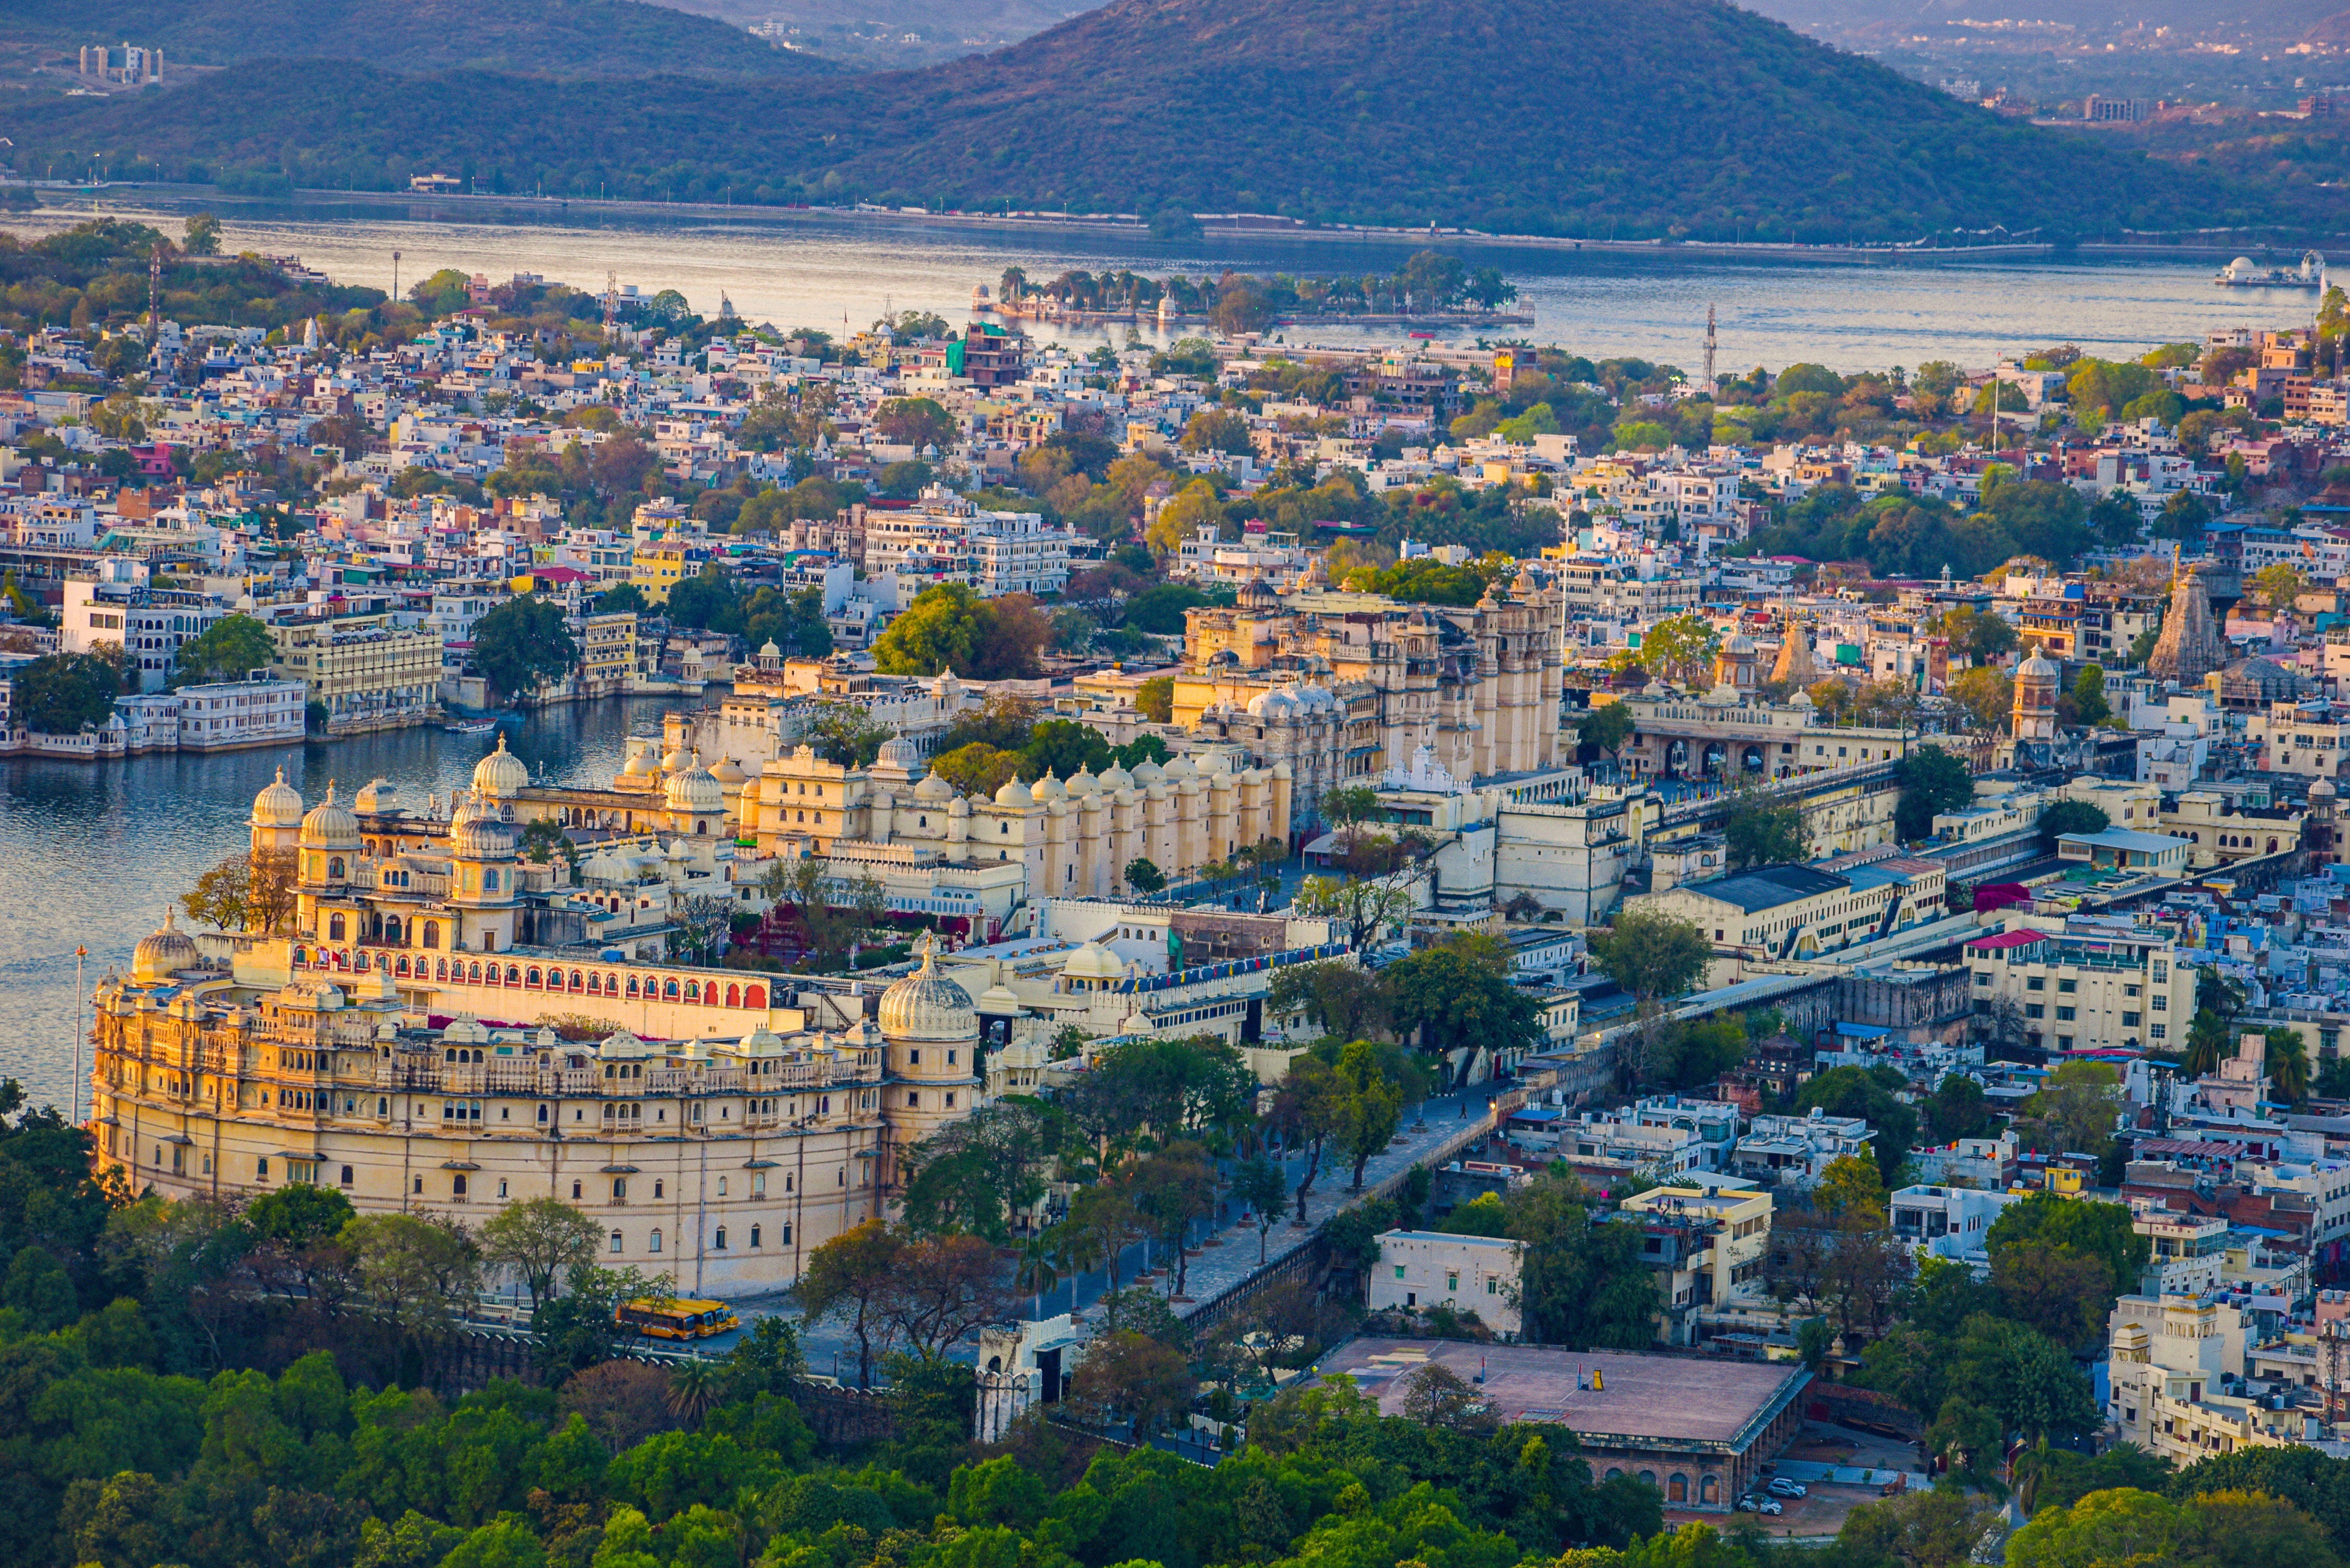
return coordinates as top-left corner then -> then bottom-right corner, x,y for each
614,1297 -> 739,1340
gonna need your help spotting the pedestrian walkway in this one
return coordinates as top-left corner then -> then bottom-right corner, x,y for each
1023,1082 -> 1500,1327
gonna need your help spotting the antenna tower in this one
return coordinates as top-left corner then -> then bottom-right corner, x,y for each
391,249 -> 401,306
147,245 -> 161,364
1703,303 -> 1717,391
604,270 -> 618,342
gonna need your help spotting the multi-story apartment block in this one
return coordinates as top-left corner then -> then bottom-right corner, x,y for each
1617,1183 -> 1774,1344
1964,918 -> 2195,1054
267,610 -> 443,732
861,490 -> 1073,598
1367,1230 -> 1524,1336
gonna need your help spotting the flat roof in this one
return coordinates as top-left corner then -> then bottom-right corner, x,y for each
2060,827 -> 2190,854
1682,863 -> 1849,914
1315,1338 -> 1808,1456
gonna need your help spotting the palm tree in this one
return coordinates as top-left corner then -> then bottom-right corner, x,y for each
2267,1028 -> 2311,1108
2184,1008 -> 2230,1077
1016,1233 -> 1061,1319
666,1357 -> 722,1427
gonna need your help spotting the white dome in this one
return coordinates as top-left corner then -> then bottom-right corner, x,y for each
471,733 -> 529,799
251,766 -> 305,827
132,909 -> 201,984
1099,763 -> 1134,791
993,775 -> 1031,806
353,778 -> 399,814
449,792 -> 516,860
913,770 -> 955,802
1131,758 -> 1166,785
1248,687 -> 1299,719
1063,941 -> 1123,982
1031,772 -> 1067,803
878,735 -> 918,769
2018,647 -> 2060,680
878,935 -> 978,1043
299,782 -> 361,848
1066,764 -> 1100,795
1163,755 -> 1199,781
664,752 -> 724,814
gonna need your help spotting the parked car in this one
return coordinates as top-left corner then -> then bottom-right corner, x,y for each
1737,1495 -> 1784,1516
1766,1478 -> 1807,1499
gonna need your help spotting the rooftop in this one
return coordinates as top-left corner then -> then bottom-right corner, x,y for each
1680,862 -> 1849,914
1316,1337 -> 1808,1455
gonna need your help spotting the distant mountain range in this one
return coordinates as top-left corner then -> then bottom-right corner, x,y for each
0,0 -> 830,78
0,0 -> 2325,240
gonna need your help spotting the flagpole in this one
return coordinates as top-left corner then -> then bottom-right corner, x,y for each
73,945 -> 87,1125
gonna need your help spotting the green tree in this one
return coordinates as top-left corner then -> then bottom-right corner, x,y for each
872,583 -> 1047,681
1575,701 -> 1634,765
472,596 -> 579,703
1384,933 -> 1547,1082
477,1196 -> 601,1312
1124,857 -> 1167,895
2253,561 -> 2311,613
1136,675 -> 1174,723
185,213 -> 223,255
1723,801 -> 1803,869
2039,797 -> 2112,849
2071,663 -> 2112,725
1503,1174 -> 1657,1348
1589,905 -> 1711,1000
1987,1190 -> 2149,1299
1636,612 -> 1722,690
1230,1156 -> 1288,1263
873,396 -> 958,449
14,652 -> 120,732
1893,743 -> 1972,840
171,613 -> 277,686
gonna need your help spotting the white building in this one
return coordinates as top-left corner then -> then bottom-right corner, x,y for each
1888,1183 -> 2017,1272
1368,1229 -> 1524,1336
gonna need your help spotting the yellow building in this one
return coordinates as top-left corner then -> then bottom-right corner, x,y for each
268,611 -> 443,733
580,610 -> 640,696
632,542 -> 696,604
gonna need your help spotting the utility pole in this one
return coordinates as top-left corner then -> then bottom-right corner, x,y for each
1702,303 -> 1717,394
391,249 -> 401,306
603,269 -> 617,344
147,245 -> 160,368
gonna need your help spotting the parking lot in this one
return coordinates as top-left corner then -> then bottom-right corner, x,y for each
1660,1420 -> 1933,1542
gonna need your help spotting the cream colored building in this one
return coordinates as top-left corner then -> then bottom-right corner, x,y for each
1618,1182 -> 1775,1345
1178,570 -> 1565,787
2103,1294 -> 2308,1466
268,610 -> 442,732
1623,855 -> 1947,964
90,880 -> 996,1293
1963,918 -> 2194,1054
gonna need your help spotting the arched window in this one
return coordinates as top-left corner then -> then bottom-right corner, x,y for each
750,1224 -> 762,1248
328,914 -> 346,940
424,922 -> 440,949
685,981 -> 700,1002
485,869 -> 499,891
384,918 -> 401,943
2271,838 -> 2281,852
727,984 -> 741,1008
1638,1471 -> 1656,1489
613,1178 -> 627,1200
609,1230 -> 623,1253
1701,1477 -> 1719,1505
745,985 -> 766,1008
570,970 -> 584,992
469,962 -> 483,983
506,965 -> 521,984
396,957 -> 410,976
1668,1475 -> 1688,1504
713,1227 -> 728,1250
527,967 -> 543,987
665,978 -> 681,999
453,1173 -> 468,1197
572,1181 -> 583,1199
329,857 -> 345,878
589,973 -> 603,994
436,958 -> 450,979
626,976 -> 640,997
649,1228 -> 663,1253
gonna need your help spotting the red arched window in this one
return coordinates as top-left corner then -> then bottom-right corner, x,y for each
527,967 -> 543,987
745,985 -> 766,1008
685,981 -> 700,1002
726,984 -> 741,1008
506,965 -> 521,984
570,970 -> 585,992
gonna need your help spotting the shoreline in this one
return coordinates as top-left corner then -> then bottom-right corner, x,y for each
17,181 -> 2349,269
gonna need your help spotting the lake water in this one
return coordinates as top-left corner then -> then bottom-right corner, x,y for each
0,699 -> 674,1113
7,197 -> 2329,372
